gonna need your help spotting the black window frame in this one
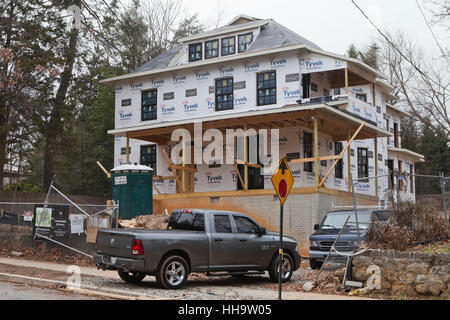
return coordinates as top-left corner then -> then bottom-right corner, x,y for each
188,42 -> 202,62
238,32 -> 253,53
141,89 -> 158,121
213,214 -> 233,233
120,147 -> 131,155
233,216 -> 260,234
140,145 -> 157,174
358,148 -> 369,182
356,93 -> 367,102
335,142 -> 344,179
215,77 -> 234,112
257,71 -> 277,106
205,39 -> 219,59
221,36 -> 236,56
303,132 -> 313,173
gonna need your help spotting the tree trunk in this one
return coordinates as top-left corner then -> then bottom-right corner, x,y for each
42,9 -> 80,191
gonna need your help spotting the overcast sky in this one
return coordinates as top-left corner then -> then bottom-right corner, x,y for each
186,0 -> 447,58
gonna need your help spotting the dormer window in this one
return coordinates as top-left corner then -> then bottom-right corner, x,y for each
189,43 -> 202,62
205,40 -> 219,59
221,36 -> 236,56
238,33 -> 253,53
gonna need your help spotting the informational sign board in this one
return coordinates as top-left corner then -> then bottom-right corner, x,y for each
70,214 -> 84,234
32,205 -> 70,243
271,157 -> 294,205
114,176 -> 127,185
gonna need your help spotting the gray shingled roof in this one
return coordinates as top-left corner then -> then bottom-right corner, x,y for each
132,19 -> 321,74
247,21 -> 321,52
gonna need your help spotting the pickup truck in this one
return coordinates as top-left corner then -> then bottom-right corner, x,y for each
309,209 -> 391,269
94,209 -> 301,289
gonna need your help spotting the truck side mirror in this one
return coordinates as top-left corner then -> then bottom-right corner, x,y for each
314,224 -> 320,231
258,227 -> 267,235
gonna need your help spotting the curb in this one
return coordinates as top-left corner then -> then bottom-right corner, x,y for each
0,272 -> 178,300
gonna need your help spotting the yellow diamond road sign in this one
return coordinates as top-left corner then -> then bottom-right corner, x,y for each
271,157 -> 294,205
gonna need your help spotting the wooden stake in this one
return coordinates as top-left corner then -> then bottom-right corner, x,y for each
96,161 -> 111,179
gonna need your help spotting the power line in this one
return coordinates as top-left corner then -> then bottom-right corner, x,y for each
350,0 -> 449,93
416,0 -> 450,64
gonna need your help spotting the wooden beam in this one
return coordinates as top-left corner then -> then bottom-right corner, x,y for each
374,138 -> 379,198
235,159 -> 262,168
97,161 -> 111,179
314,116 -> 320,187
170,165 -> 198,172
153,183 -> 161,195
244,123 -> 248,191
226,145 -> 247,191
347,129 -> 352,193
345,68 -> 349,95
319,122 -> 366,188
153,176 -> 176,181
290,155 -> 343,164
162,149 -> 184,193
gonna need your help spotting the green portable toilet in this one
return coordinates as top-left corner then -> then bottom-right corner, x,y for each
111,164 -> 153,220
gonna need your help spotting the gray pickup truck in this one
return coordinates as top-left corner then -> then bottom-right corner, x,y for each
94,209 -> 301,289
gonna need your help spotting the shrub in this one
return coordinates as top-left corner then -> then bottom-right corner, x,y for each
365,201 -> 449,250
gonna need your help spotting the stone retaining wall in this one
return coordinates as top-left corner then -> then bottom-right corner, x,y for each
351,249 -> 449,298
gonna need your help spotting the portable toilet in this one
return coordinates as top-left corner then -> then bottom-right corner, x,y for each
111,164 -> 153,220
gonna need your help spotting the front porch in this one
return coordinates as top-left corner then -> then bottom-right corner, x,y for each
110,101 -> 391,198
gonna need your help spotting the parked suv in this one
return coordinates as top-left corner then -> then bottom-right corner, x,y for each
308,209 -> 391,269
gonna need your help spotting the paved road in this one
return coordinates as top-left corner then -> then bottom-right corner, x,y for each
0,280 -> 98,300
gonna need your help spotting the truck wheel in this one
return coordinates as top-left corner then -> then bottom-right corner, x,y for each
156,255 -> 189,290
268,252 -> 294,283
117,270 -> 146,284
309,258 -> 323,270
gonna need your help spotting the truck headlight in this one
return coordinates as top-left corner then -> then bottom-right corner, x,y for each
311,241 -> 320,247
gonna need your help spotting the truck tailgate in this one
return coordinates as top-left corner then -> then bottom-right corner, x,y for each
97,229 -> 136,258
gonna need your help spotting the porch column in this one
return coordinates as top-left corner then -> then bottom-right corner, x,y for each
347,129 -> 352,193
244,123 -> 248,191
345,68 -> 349,95
375,137 -> 379,198
314,117 -> 320,187
126,134 -> 130,165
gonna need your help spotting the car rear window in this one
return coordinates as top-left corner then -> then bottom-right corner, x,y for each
168,211 -> 205,231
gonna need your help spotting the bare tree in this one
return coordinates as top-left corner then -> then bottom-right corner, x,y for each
379,31 -> 449,143
428,0 -> 450,29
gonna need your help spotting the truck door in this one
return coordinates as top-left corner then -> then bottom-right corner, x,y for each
232,215 -> 269,267
210,213 -> 239,269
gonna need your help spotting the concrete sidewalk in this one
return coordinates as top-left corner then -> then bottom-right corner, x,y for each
0,257 -> 374,300
0,257 -> 119,279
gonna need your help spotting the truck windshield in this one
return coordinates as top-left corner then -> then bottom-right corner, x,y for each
168,211 -> 205,231
320,212 -> 372,230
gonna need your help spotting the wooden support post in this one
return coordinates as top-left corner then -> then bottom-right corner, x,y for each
153,182 -> 161,195
314,116 -> 320,187
345,68 -> 349,95
319,123 -> 365,189
162,149 -> 184,193
375,138 -> 379,198
372,83 -> 376,107
347,129 -> 352,193
244,123 -> 248,191
227,145 -> 246,191
126,135 -> 130,165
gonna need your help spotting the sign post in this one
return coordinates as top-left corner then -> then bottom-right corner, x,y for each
271,157 -> 294,301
